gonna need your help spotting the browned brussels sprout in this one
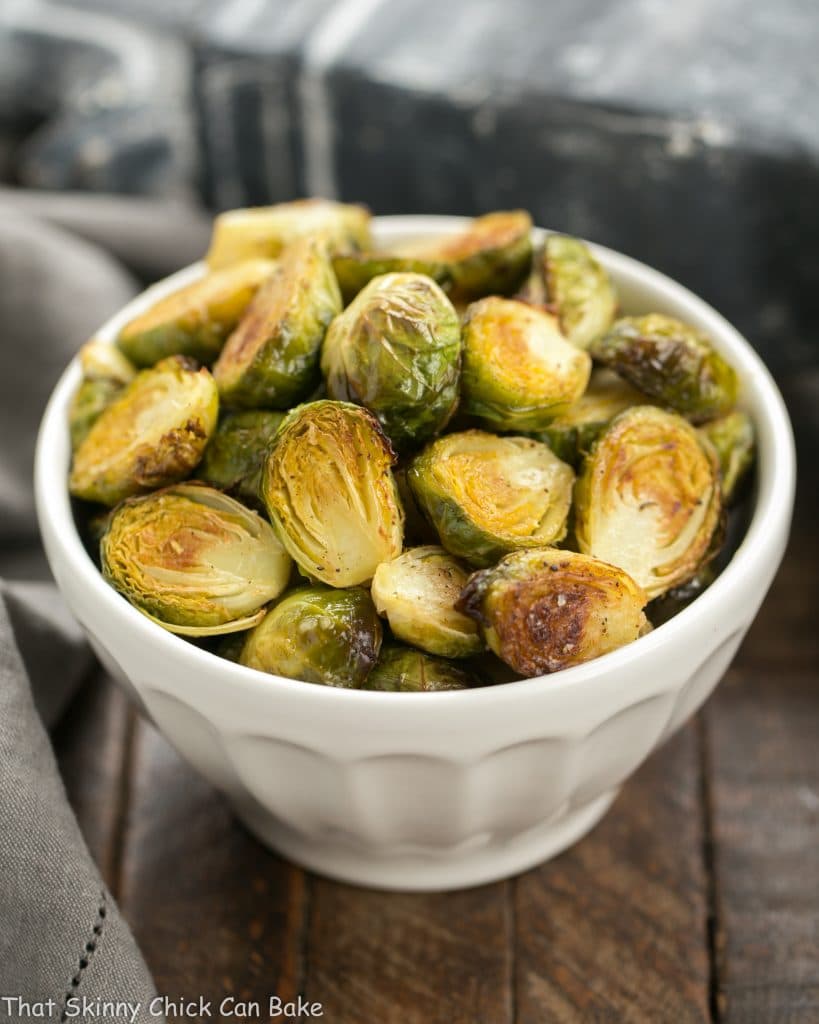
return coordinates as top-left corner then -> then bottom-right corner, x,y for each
591,313 -> 738,422
261,400 -> 404,586
101,483 -> 291,635
699,409 -> 755,504
543,234 -> 617,349
332,252 -> 452,303
371,546 -> 482,658
69,356 -> 218,506
206,198 -> 372,269
397,211 -> 533,300
240,585 -> 382,687
68,339 -> 136,450
197,409 -> 284,506
457,548 -> 648,676
213,238 -> 341,409
117,259 -> 277,367
361,644 -> 473,691
533,367 -> 647,465
574,406 -> 722,599
408,430 -> 574,567
461,296 -> 591,431
321,272 -> 462,448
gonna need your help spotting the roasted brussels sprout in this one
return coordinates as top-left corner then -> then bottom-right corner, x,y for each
101,483 -> 291,635
321,272 -> 461,448
543,234 -> 617,349
397,211 -> 533,300
461,297 -> 591,431
197,409 -> 284,506
69,356 -> 219,506
117,259 -> 277,367
457,548 -> 648,676
574,406 -> 722,599
408,430 -> 574,567
240,584 -> 382,687
361,645 -> 472,692
206,199 -> 371,269
68,340 -> 137,450
533,367 -> 647,465
262,400 -> 404,586
213,238 -> 341,409
332,252 -> 451,304
591,314 -> 738,422
699,409 -> 755,504
371,546 -> 482,658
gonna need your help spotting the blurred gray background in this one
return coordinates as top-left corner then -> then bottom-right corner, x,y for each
1,0 -> 818,373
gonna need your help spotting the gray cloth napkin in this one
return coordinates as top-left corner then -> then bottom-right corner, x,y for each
0,208 -> 179,1021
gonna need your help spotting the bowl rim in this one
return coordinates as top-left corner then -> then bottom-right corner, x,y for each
35,214 -> 796,706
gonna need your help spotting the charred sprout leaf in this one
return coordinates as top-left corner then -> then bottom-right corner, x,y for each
117,259 -> 277,367
457,547 -> 648,676
461,296 -> 591,431
532,367 -> 648,465
197,409 -> 284,506
69,356 -> 218,506
262,400 -> 404,587
361,644 -> 473,692
575,405 -> 722,599
206,199 -> 371,269
699,409 -> 755,504
321,272 -> 462,448
101,483 -> 291,634
543,234 -> 617,349
591,314 -> 738,422
397,211 -> 533,300
332,252 -> 452,304
408,430 -> 574,567
69,340 -> 137,450
213,238 -> 341,409
371,546 -> 482,658
240,584 -> 382,687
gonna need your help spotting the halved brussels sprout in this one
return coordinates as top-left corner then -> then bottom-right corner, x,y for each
321,272 -> 462,448
213,238 -> 341,409
101,483 -> 291,635
574,405 -> 722,599
197,409 -> 284,506
461,296 -> 591,431
117,259 -> 277,367
69,356 -> 219,506
543,234 -> 617,349
397,211 -> 533,300
533,367 -> 647,465
371,546 -> 482,658
699,409 -> 755,504
332,252 -> 452,304
240,584 -> 382,687
408,430 -> 574,567
69,340 -> 137,450
361,644 -> 473,691
591,314 -> 738,422
206,199 -> 371,269
457,548 -> 648,676
262,400 -> 404,586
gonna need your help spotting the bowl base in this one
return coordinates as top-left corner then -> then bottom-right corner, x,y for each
233,788 -> 618,892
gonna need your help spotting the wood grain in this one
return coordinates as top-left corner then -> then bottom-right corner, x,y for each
514,724 -> 711,1023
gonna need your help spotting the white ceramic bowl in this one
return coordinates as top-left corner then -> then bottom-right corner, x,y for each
36,216 -> 795,891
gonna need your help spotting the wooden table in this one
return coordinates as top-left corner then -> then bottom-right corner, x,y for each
54,373 -> 819,1023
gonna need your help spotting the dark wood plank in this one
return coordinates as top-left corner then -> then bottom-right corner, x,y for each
118,718 -> 309,1008
54,670 -> 134,887
514,723 -> 711,1023
704,372 -> 819,1023
304,877 -> 513,1024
